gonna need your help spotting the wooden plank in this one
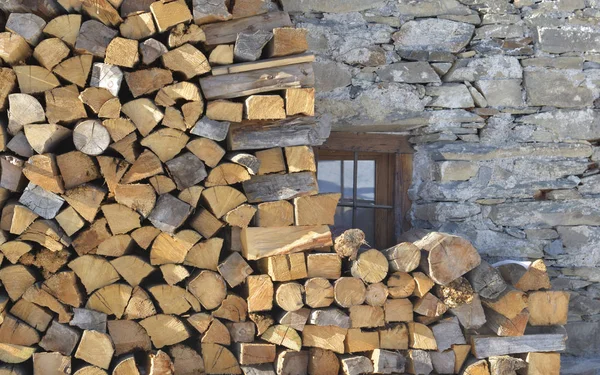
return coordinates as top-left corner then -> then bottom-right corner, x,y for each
202,11 -> 292,45
241,225 -> 333,260
228,116 -> 330,151
471,327 -> 568,359
199,63 -> 314,100
320,132 -> 414,154
242,172 -> 318,203
212,53 -> 314,76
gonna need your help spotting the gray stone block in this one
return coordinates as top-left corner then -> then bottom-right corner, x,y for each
524,68 -> 595,108
393,19 -> 475,54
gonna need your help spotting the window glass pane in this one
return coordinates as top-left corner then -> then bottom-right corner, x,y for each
317,160 -> 341,194
357,160 -> 375,202
355,207 -> 375,248
332,206 -> 353,238
343,160 -> 354,200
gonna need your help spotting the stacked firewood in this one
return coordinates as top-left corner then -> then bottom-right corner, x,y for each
0,1 -> 568,374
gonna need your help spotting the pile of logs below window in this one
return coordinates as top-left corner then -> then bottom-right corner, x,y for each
0,0 -> 568,374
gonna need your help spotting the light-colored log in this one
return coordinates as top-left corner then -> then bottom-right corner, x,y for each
496,259 -> 551,292
309,308 -> 350,329
169,345 -> 204,375
144,350 -> 174,375
218,252 -> 253,287
125,68 -> 173,98
255,200 -> 294,227
0,265 -> 36,301
214,294 -> 248,322
168,22 -> 206,48
202,343 -> 241,375
261,325 -> 301,351
33,38 -> 69,70
139,314 -> 190,348
485,307 -> 529,336
341,356 -> 373,375
524,352 -> 560,375
408,322 -> 437,350
333,277 -> 366,308
450,293 -> 487,330
188,270 -> 227,310
210,44 -> 234,65
470,327 -> 567,358
286,88 -> 315,116
150,0 -> 193,32
107,320 -> 151,356
241,225 -> 332,260
482,288 -> 528,320
379,323 -> 408,350
0,33 -> 31,65
8,94 -> 45,135
186,138 -> 225,168
258,253 -> 306,282
53,55 -> 93,88
33,352 -> 71,375
527,291 -> 569,326
302,325 -> 347,354
306,253 -> 341,279
43,14 -> 81,47
189,207 -> 224,239
275,282 -> 304,312
351,249 -> 389,284
120,12 -> 156,40
86,284 -> 132,319
140,38 -> 168,65
161,43 -> 210,79
74,330 -> 114,370
349,305 -> 384,328
206,163 -> 251,187
124,287 -> 156,320
121,99 -> 164,137
305,278 -> 334,308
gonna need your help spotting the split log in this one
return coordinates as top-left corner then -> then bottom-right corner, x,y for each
261,325 -> 301,351
237,343 -> 276,366
412,272 -> 435,298
8,94 -> 45,135
169,345 -> 204,375
408,322 -> 437,350
341,356 -> 373,375
430,317 -> 465,352
39,321 -> 80,355
258,253 -> 307,281
139,315 -> 190,348
302,325 -> 347,354
228,116 -> 330,151
53,55 -> 93,88
278,308 -> 308,331
184,237 -> 222,270
210,44 -> 234,65
234,29 -> 273,62
488,356 -> 526,375
107,320 -> 152,356
0,68 -> 17,112
140,38 -> 168,65
470,327 -> 567,358
309,308 -> 350,329
406,350 -> 433,375
527,291 -> 569,326
453,345 -> 471,374
111,256 -> 154,286
33,38 -> 69,70
218,252 -> 253,287
524,352 -> 560,375
379,324 -> 408,350
125,68 -> 173,98
144,350 -> 174,375
385,298 -> 414,322
466,260 -> 508,299
6,13 -> 45,46
496,259 -> 551,292
212,53 -> 314,76
150,0 -> 192,32
266,28 -> 308,58
162,44 -> 210,79
245,275 -> 274,312
202,343 -> 241,375
43,14 -> 81,47
69,308 -> 107,332
256,148 -> 285,175
414,232 -> 481,286
33,352 -> 71,375
79,0 -> 121,27
68,255 -> 119,294
0,314 -> 40,346
0,265 -> 36,301
113,355 -> 140,375
414,293 -> 448,318
188,270 -> 227,310
187,138 -> 225,168
381,242 -> 421,273
306,253 -> 341,279
449,293 -> 486,330
241,225 -> 332,260
86,284 -> 132,318
189,207 -> 224,238
71,218 -> 111,255
9,299 -> 52,331
345,329 -> 380,352
200,63 -> 314,100
484,307 -> 529,336
387,272 -> 415,298
462,359 -> 490,375
482,288 -> 528,320
0,32 -> 31,66
74,330 -> 114,370
123,287 -> 156,320
120,12 -> 156,40
249,313 -> 273,336
365,283 -> 388,307
202,11 -> 291,45
243,172 -> 318,203
75,20 -> 118,57
227,321 -> 254,342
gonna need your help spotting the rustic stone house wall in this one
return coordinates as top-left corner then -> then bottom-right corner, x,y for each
281,0 -> 600,369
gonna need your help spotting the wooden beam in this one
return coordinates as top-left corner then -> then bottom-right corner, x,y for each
202,11 -> 292,45
241,225 -> 332,260
471,327 -> 568,359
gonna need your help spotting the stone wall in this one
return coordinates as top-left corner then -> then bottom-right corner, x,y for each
281,0 -> 600,366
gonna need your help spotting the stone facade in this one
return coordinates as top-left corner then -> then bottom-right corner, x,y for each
282,0 -> 600,367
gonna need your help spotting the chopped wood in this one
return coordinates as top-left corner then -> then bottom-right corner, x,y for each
162,43 -> 210,79
0,68 -> 17,112
169,345 -> 205,375
202,317 -> 231,345
412,271 -> 435,298
120,12 -> 156,40
123,287 -> 156,320
385,298 -> 414,322
140,38 -> 168,65
105,37 -> 139,68
351,249 -> 389,283
86,284 -> 132,318
43,14 -> 81,47
415,232 -> 481,286
202,343 -> 241,375
202,11 -> 292,45
255,148 -> 285,175
7,94 -> 45,136
1,204 -> 38,235
113,355 -> 140,375
0,32 -> 31,65
0,314 -> 40,346
307,253 -> 341,279
258,253 -> 307,281
212,53 -> 314,76
189,207 -> 224,238
471,327 -> 567,359
365,282 -> 388,307
114,184 -> 156,218
485,307 -> 529,337
125,68 -> 173,98
238,343 -> 276,365
79,0 -> 121,27
210,44 -> 234,65
72,120 -> 111,156
0,343 -> 35,364
341,356 -> 373,375
33,38 -> 69,70
74,330 -> 114,369
466,260 -> 508,300
5,13 -> 46,45
75,20 -> 118,57
275,282 -> 304,312
245,274 -> 274,312
381,242 -> 421,273
482,288 -> 528,320
406,350 -> 433,375
408,322 -> 437,350
192,0 -> 232,25
234,29 -> 273,62
462,359 -> 489,375
450,293 -> 487,330
33,352 -> 71,375
0,264 -> 36,301
166,152 -> 208,190
333,277 -> 366,308
266,28 -> 308,58
241,225 -> 332,260
524,352 -> 560,375
10,299 -> 52,331
69,308 -> 107,333
144,350 -> 175,375
218,252 -> 254,287
496,259 -> 551,292
139,314 -> 190,348
18,183 -> 64,219
39,321 -> 80,355
111,255 -> 154,286
107,320 -> 152,356
261,325 -> 301,351
214,294 -> 248,321
387,271 -> 416,298
150,0 -> 192,32
90,63 -> 123,97
188,270 -> 227,310
527,291 -> 569,326
345,328 -> 380,352
302,325 -> 347,354
168,23 -> 206,48
243,172 -> 318,203
53,55 -> 93,88
379,323 -> 408,350
200,62 -> 314,100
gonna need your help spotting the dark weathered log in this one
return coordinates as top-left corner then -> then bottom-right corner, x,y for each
466,260 -> 508,299
471,327 -> 568,359
228,116 -> 330,151
202,11 -> 292,45
199,63 -> 314,100
242,172 -> 318,203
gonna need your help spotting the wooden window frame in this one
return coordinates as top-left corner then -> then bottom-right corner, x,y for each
315,132 -> 414,247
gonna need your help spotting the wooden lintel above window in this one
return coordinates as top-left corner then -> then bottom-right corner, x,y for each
317,132 -> 414,154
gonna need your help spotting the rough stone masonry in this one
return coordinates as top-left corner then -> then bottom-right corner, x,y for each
281,0 -> 600,371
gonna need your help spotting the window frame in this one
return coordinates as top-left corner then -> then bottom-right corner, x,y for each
315,132 -> 414,248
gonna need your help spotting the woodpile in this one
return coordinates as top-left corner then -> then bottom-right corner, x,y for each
0,1 -> 568,374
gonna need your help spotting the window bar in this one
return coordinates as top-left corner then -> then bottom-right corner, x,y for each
352,151 -> 358,228
340,157 -> 344,202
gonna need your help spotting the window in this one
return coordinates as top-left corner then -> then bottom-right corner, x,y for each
315,133 -> 413,249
